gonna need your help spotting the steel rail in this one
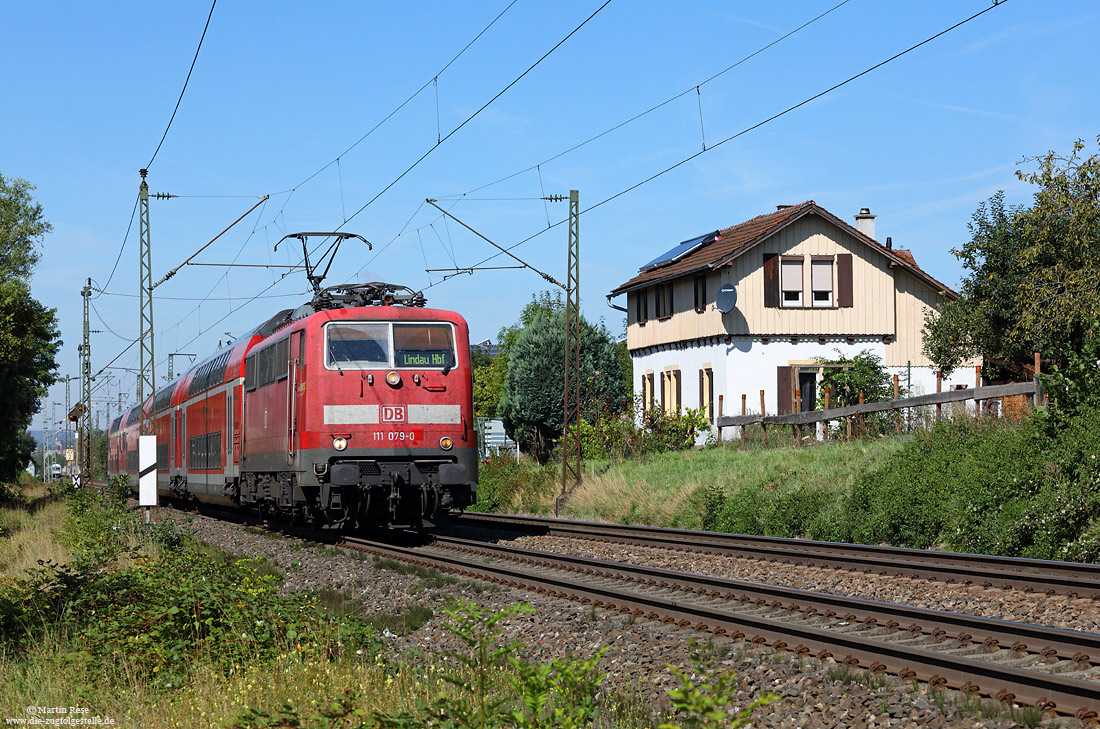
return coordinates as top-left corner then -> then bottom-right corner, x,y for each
434,535 -> 1100,666
453,512 -> 1100,598
340,534 -> 1100,720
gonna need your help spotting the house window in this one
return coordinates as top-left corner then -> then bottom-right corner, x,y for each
811,258 -> 833,307
699,367 -> 713,423
781,259 -> 803,307
693,274 -> 706,313
662,368 -> 681,414
655,283 -> 673,318
635,289 -> 648,324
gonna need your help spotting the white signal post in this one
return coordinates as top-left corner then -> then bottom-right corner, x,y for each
138,434 -> 157,522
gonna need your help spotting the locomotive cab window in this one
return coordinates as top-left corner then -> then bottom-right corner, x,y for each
323,321 -> 457,370
325,323 -> 389,368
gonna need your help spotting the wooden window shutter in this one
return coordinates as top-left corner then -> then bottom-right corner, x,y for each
674,369 -> 682,414
763,253 -> 779,308
837,253 -> 853,308
776,366 -> 793,415
698,370 -> 704,419
660,373 -> 667,413
707,368 -> 714,423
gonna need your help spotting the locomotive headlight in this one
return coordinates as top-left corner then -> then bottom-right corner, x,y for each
386,371 -> 401,387
439,436 -> 454,451
332,437 -> 348,451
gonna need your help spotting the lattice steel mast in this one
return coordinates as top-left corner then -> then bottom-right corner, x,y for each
138,170 -> 156,434
80,279 -> 92,482
559,190 -> 581,514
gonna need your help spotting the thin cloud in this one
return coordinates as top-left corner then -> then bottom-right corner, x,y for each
897,95 -> 1025,123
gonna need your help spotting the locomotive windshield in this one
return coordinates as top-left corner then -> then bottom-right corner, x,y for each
325,322 -> 456,370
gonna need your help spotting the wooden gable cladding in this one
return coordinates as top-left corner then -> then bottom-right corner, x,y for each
626,215 -> 900,350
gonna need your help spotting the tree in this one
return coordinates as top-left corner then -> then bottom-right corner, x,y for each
499,304 -> 625,461
0,173 -> 50,281
923,139 -> 1100,376
472,291 -> 564,420
814,350 -> 896,408
922,192 -> 1029,377
0,173 -> 59,482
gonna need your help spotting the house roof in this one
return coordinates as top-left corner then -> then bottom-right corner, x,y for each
609,200 -> 958,299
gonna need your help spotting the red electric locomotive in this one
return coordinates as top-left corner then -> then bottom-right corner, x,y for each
108,281 -> 478,529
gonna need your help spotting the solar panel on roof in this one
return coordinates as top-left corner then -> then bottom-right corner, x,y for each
638,231 -> 718,272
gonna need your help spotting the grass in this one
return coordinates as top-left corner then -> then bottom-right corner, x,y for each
0,485 -> 68,576
480,407 -> 1100,561
372,556 -> 459,589
494,436 -> 906,531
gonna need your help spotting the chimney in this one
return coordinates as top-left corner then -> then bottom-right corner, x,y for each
886,236 -> 893,250
854,207 -> 876,240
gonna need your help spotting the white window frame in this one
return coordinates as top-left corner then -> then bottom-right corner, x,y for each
323,321 -> 458,371
780,259 -> 803,308
811,259 -> 833,308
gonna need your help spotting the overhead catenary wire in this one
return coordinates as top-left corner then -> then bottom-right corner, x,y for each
436,0 -> 852,200
337,0 -> 614,230
271,0 -> 521,200
153,196 -> 268,289
95,194 -> 139,299
93,289 -> 307,301
422,0 -> 1008,289
146,0 -> 217,170
203,1 -> 520,298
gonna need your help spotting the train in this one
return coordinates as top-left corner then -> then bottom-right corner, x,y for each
107,281 -> 478,529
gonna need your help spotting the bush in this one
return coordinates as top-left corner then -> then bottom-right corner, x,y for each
834,409 -> 1100,558
477,455 -> 558,514
578,400 -> 709,461
0,481 -> 383,690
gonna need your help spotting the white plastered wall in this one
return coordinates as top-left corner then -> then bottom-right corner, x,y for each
633,337 -> 971,443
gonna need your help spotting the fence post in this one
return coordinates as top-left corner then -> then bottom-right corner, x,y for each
740,394 -> 746,448
893,374 -> 900,433
974,365 -> 982,416
760,390 -> 767,448
794,387 -> 802,446
935,371 -> 943,420
1034,352 -> 1043,409
823,387 -> 830,442
857,391 -> 865,438
717,394 -> 723,442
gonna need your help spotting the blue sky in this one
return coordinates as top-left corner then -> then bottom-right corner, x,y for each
3,0 -> 1098,426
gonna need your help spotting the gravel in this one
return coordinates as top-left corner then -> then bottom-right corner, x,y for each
174,509 -> 1080,728
485,533 -> 1100,635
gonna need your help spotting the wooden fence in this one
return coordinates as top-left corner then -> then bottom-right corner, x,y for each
716,379 -> 1041,444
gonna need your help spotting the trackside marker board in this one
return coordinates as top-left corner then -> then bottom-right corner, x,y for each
139,435 -> 157,507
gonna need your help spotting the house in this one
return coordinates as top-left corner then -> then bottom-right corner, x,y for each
608,201 -> 976,435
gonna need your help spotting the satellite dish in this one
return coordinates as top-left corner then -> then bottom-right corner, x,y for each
716,283 -> 737,314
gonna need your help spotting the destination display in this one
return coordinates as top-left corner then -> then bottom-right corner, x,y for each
396,349 -> 453,368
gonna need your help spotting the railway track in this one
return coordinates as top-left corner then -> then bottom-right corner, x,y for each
453,512 -> 1100,599
339,531 -> 1100,721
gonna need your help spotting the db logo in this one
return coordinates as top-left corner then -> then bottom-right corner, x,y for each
382,405 -> 406,423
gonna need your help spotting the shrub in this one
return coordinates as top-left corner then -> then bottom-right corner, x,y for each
477,455 -> 558,514
578,399 -> 709,461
